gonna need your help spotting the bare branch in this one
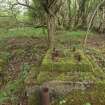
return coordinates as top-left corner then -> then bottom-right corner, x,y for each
11,0 -> 35,10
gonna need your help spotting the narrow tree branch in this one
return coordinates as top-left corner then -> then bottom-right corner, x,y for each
12,0 -> 35,10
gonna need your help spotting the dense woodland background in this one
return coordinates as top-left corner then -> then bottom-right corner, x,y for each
0,0 -> 105,105
0,0 -> 105,34
0,0 -> 105,48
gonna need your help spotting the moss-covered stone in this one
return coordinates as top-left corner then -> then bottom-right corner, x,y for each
37,71 -> 56,84
41,49 -> 92,72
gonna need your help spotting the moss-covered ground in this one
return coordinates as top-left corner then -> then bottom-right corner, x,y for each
0,28 -> 105,105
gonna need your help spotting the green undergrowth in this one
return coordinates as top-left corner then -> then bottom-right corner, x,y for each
0,28 -> 104,105
0,27 -> 47,39
0,63 -> 30,104
0,28 -> 93,40
56,30 -> 93,40
0,79 -> 23,104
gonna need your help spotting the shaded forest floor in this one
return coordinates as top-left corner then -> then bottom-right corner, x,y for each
0,28 -> 105,105
87,34 -> 105,48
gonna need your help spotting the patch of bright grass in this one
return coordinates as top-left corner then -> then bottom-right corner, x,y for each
0,27 -> 47,39
67,30 -> 93,38
0,28 -> 94,44
55,30 -> 94,45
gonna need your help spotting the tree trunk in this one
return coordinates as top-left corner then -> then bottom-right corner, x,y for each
67,0 -> 71,29
47,15 -> 56,50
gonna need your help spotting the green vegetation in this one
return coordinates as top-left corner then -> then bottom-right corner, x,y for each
0,0 -> 105,105
0,27 -> 105,105
0,27 -> 47,39
0,28 -> 93,39
42,49 -> 92,72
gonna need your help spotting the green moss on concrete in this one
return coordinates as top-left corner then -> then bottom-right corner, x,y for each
37,71 -> 56,84
41,49 -> 92,72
